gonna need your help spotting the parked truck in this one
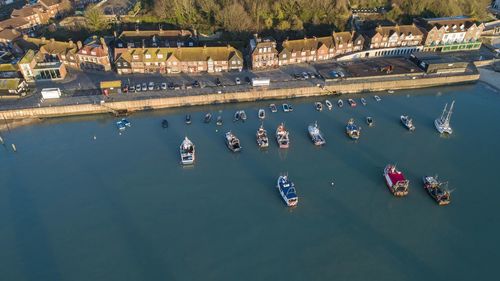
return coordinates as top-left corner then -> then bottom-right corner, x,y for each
251,78 -> 270,87
40,88 -> 62,99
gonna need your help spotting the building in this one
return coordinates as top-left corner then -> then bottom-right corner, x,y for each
409,52 -> 469,74
0,78 -> 28,96
15,36 -> 79,68
0,17 -> 32,33
18,48 -> 68,82
333,31 -> 365,55
10,4 -> 48,28
114,45 -> 243,75
414,16 -> 484,52
0,63 -> 20,78
38,0 -> 63,18
76,36 -> 112,71
115,28 -> 195,48
0,28 -> 21,51
364,24 -> 423,49
249,36 -> 278,70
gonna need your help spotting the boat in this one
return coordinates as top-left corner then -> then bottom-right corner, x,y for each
256,124 -> 269,148
435,100 -> 455,134
276,123 -> 290,148
361,98 -> 367,106
233,111 -> 240,122
282,103 -> 290,112
161,119 -> 169,128
179,137 -> 195,165
374,95 -> 381,102
277,174 -> 298,207
116,120 -> 126,131
270,103 -> 278,113
216,116 -> 223,126
240,110 -> 247,122
325,100 -> 333,110
121,119 -> 131,127
225,131 -> 242,152
400,115 -> 415,131
337,99 -> 344,108
315,102 -> 323,111
258,109 -> 266,119
348,99 -> 357,107
288,104 -> 294,112
383,164 -> 410,197
204,113 -> 212,123
366,116 -> 373,127
308,122 -> 326,146
185,114 -> 192,125
423,176 -> 451,206
346,118 -> 360,140
388,90 -> 395,94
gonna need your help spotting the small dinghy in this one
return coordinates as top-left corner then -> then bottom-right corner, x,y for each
116,120 -> 126,131
185,114 -> 192,125
270,103 -> 278,113
315,102 -> 323,111
366,116 -> 373,127
361,98 -> 367,106
288,104 -> 294,112
121,118 -> 131,127
337,99 -> 344,108
233,111 -> 240,122
161,119 -> 169,128
258,109 -> 265,119
216,116 -> 223,126
240,110 -> 247,122
204,113 -> 212,123
325,100 -> 333,110
374,95 -> 381,102
282,103 -> 290,112
400,115 -> 415,131
348,99 -> 357,107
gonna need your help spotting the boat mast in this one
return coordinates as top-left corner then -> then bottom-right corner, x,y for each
445,100 -> 455,123
440,103 -> 448,121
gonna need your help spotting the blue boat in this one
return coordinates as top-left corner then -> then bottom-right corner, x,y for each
277,175 -> 298,207
346,118 -> 360,140
121,118 -> 131,127
116,121 -> 126,131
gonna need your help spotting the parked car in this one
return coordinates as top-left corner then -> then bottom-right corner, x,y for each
168,82 -> 175,90
161,82 -> 167,90
215,78 -> 222,87
136,84 -> 142,91
148,82 -> 154,91
301,72 -> 309,79
129,85 -> 135,92
192,80 -> 200,88
155,84 -> 160,90
235,77 -> 241,85
122,85 -> 129,93
142,83 -> 147,91
293,73 -> 302,80
308,72 -> 316,79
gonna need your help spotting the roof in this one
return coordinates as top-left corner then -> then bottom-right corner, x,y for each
119,29 -> 192,39
39,0 -> 61,7
281,36 -> 334,53
19,49 -> 36,64
0,28 -> 21,41
16,37 -> 78,56
333,32 -> 355,46
0,78 -> 23,90
116,46 -> 243,63
416,17 -> 481,32
100,80 -> 121,88
0,64 -> 18,72
11,5 -> 44,17
368,24 -> 423,38
78,37 -> 108,57
0,17 -> 30,29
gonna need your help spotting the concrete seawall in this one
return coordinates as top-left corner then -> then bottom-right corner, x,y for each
0,72 -> 479,121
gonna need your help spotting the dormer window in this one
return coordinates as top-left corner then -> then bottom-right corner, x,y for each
91,51 -> 96,56
133,55 -> 139,60
145,54 -> 151,59
157,54 -> 163,59
118,43 -> 123,47
82,50 -> 87,54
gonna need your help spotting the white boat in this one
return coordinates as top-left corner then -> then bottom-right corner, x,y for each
270,104 -> 278,113
346,118 -> 360,140
435,100 -> 455,134
337,99 -> 344,108
277,175 -> 298,207
282,103 -> 290,112
258,109 -> 266,119
216,116 -> 223,126
225,131 -> 242,152
240,110 -> 247,122
276,123 -> 290,148
388,90 -> 395,94
325,100 -> 333,110
361,98 -> 367,106
400,115 -> 415,131
315,102 -> 323,111
308,122 -> 326,146
366,116 -> 374,127
374,95 -> 381,102
256,124 -> 269,148
180,137 -> 195,165
233,111 -> 240,122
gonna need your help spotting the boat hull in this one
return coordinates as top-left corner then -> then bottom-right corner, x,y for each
434,119 -> 453,134
383,165 -> 409,197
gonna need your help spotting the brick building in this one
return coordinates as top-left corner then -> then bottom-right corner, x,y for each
76,36 -> 112,71
364,24 -> 423,49
115,29 -> 195,48
249,36 -> 278,70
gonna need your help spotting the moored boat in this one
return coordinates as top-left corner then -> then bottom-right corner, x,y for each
233,111 -> 240,122
315,102 -> 323,111
258,109 -> 266,119
216,116 -> 223,126
277,175 -> 298,207
225,131 -> 242,152
374,95 -> 381,102
240,110 -> 247,122
116,120 -> 126,131
337,99 -> 344,108
270,103 -> 278,113
383,164 -> 409,197
185,114 -> 192,125
423,176 -> 451,206
366,116 -> 373,127
346,118 -> 360,140
308,122 -> 326,146
400,115 -> 415,131
161,119 -> 169,128
282,103 -> 290,112
180,137 -> 195,165
256,124 -> 269,148
204,113 -> 212,123
361,98 -> 367,106
348,99 -> 357,107
276,123 -> 290,148
325,100 -> 333,110
435,100 -> 455,134
288,104 -> 294,112
121,118 -> 131,127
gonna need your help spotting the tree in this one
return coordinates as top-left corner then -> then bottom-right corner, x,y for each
215,2 -> 253,32
84,5 -> 108,32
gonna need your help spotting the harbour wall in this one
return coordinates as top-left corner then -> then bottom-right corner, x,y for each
0,72 -> 479,121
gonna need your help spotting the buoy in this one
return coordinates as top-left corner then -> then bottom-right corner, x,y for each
93,135 -> 97,140
331,182 -> 335,187
11,143 -> 16,152
119,132 -> 122,136
215,129 -> 218,132
0,136 -> 3,144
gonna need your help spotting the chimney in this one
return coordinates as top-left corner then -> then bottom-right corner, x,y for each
113,30 -> 117,37
68,40 -> 74,48
50,38 -> 55,43
77,41 -> 82,49
100,37 -> 108,52
313,36 -> 317,41
227,44 -> 230,50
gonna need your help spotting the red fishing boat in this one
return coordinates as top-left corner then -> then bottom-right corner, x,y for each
383,164 -> 409,197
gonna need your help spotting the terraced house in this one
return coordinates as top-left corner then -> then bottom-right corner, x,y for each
249,37 -> 279,70
114,45 -> 243,75
414,16 -> 484,52
76,36 -> 112,71
363,24 -> 423,57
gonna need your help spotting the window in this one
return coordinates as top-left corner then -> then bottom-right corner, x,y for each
123,62 -> 128,66
173,62 -> 177,66
311,50 -> 315,54
145,54 -> 151,59
301,51 -> 305,56
82,50 -> 87,54
282,54 -> 287,59
91,51 -> 96,56
232,61 -> 236,65
133,55 -> 139,60
157,54 -> 163,59
117,62 -> 121,67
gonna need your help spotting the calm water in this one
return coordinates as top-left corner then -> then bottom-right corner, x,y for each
1,82 -> 499,281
